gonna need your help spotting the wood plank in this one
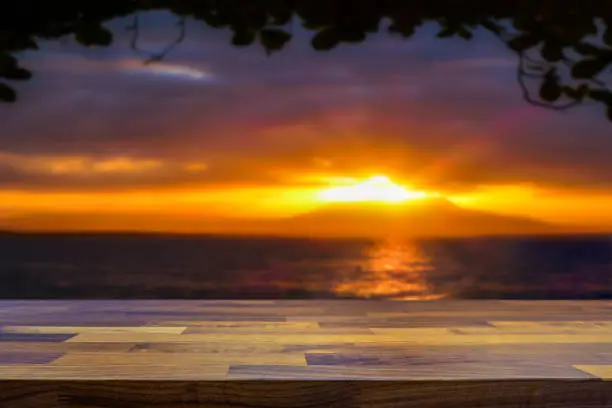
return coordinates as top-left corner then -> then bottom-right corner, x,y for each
0,381 -> 60,408
25,381 -> 359,408
0,342 -> 134,353
0,326 -> 187,334
357,380 -> 612,408
65,333 -> 198,343
318,318 -> 492,328
182,327 -> 374,335
573,365 -> 612,380
489,321 -> 612,328
0,365 -> 229,380
0,352 -> 62,365
451,325 -> 612,335
0,333 -> 75,343
128,342 -> 285,354
288,316 -> 493,327
147,321 -> 320,329
2,380 -> 612,408
51,352 -> 307,367
66,332 -> 384,345
371,329 -> 612,345
227,363 -> 594,380
347,343 -> 612,365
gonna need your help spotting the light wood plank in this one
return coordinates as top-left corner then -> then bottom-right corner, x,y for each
451,325 -> 612,334
51,352 -> 306,367
0,365 -> 229,380
490,321 -> 612,328
66,332 -> 383,345
147,321 -> 320,329
573,365 -> 612,380
129,342 -> 285,354
372,329 -> 612,345
182,327 -> 374,335
0,341 -> 135,353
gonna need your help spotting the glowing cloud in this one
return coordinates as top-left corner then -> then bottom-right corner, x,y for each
0,153 -> 163,175
318,175 -> 437,204
120,61 -> 214,81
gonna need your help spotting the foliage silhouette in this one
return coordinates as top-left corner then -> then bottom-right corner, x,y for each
1,0 -> 612,121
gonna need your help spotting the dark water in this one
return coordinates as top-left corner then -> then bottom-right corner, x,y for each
0,233 -> 610,299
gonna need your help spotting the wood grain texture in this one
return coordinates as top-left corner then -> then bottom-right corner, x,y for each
1,380 -> 611,408
1,300 -> 612,407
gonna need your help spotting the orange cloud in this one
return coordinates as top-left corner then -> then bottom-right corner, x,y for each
0,152 -> 164,175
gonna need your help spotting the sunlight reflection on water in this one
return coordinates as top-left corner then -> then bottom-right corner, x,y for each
333,238 -> 447,300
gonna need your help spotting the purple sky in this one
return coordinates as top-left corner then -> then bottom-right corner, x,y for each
0,11 -> 611,229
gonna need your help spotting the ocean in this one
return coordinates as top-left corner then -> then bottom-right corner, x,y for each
0,233 -> 610,299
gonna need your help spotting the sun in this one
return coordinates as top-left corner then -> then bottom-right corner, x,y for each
317,175 -> 438,204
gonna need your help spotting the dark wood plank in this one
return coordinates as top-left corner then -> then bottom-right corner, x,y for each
227,363 -> 594,380
357,380 -> 612,408
0,381 -> 60,408
2,380 -> 609,408
60,381 -> 358,408
0,333 -> 75,343
0,352 -> 63,365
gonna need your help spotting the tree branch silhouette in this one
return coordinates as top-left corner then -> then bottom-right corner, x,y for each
1,1 -> 611,122
127,14 -> 187,65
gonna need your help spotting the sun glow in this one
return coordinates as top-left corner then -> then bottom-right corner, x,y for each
318,175 -> 437,204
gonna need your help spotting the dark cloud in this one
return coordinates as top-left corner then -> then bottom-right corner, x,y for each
0,12 -> 610,193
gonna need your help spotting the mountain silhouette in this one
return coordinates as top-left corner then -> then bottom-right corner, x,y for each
1,197 -> 578,237
279,197 -> 560,238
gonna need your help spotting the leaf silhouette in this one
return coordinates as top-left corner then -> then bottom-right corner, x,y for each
232,28 -> 256,46
574,42 -> 606,56
339,26 -> 366,43
437,27 -> 455,38
604,26 -> 612,46
75,24 -> 112,47
457,26 -> 473,40
590,89 -> 612,104
563,84 -> 589,101
539,71 -> 562,102
312,27 -> 341,50
0,83 -> 16,102
541,43 -> 564,62
572,58 -> 609,79
259,28 -> 292,54
508,34 -> 540,52
2,66 -> 31,80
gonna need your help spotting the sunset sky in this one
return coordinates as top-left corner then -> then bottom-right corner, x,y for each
1,12 -> 612,234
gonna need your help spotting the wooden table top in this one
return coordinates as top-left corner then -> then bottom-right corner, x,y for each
0,300 -> 611,381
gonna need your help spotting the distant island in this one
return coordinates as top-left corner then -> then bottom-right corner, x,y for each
274,197 -> 563,238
